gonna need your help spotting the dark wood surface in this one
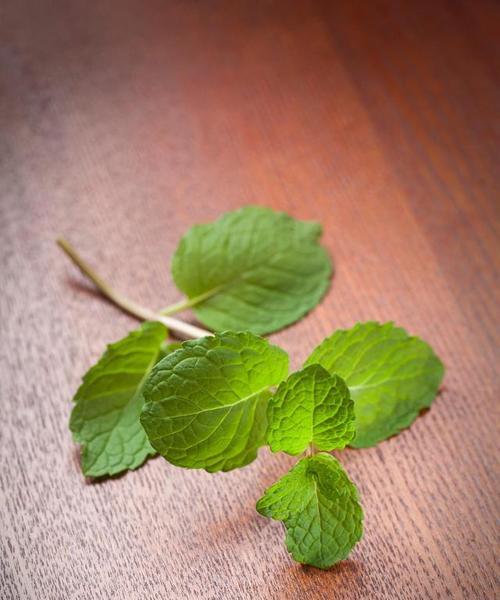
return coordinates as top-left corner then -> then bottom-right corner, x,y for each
1,1 -> 499,598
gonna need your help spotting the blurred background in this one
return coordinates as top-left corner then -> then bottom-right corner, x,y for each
1,2 -> 498,599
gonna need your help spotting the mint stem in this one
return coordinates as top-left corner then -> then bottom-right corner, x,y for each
57,239 -> 211,340
159,287 -> 223,316
159,298 -> 195,315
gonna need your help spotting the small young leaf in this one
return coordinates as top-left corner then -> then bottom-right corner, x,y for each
257,453 -> 363,569
171,206 -> 332,334
267,364 -> 355,455
70,321 -> 168,477
305,322 -> 445,447
141,331 -> 289,472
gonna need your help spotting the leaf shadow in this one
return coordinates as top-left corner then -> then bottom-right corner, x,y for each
71,445 -> 159,484
296,557 -> 366,581
65,277 -> 104,302
191,500 -> 367,583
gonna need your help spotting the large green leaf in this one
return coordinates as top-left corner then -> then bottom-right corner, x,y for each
70,321 -> 167,477
257,453 -> 363,569
267,364 -> 355,455
140,331 -> 289,472
171,206 -> 332,334
305,322 -> 445,447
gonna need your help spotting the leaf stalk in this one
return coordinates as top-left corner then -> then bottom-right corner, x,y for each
57,238 -> 211,340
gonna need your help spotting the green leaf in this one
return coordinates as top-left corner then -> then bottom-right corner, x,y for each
141,331 -> 289,472
70,321 -> 167,477
171,206 -> 332,334
267,365 -> 355,455
257,453 -> 363,569
305,322 -> 445,447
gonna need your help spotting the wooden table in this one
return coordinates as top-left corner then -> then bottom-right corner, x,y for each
1,1 -> 498,598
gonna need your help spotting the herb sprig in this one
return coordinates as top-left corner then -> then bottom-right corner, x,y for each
59,206 -> 444,569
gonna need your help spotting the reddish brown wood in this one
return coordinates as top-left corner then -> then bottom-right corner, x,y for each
1,1 -> 498,598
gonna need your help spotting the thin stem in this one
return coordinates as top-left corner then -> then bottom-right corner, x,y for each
57,238 -> 212,340
159,286 -> 223,316
159,298 -> 195,316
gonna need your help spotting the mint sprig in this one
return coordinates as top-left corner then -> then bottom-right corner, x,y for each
59,206 -> 445,570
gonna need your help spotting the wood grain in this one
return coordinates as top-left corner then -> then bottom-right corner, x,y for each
1,1 -> 498,598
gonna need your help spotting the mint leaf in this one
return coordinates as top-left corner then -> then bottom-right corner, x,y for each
257,453 -> 363,569
305,322 -> 445,447
141,331 -> 289,472
70,321 -> 167,477
267,365 -> 355,455
171,206 -> 332,334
